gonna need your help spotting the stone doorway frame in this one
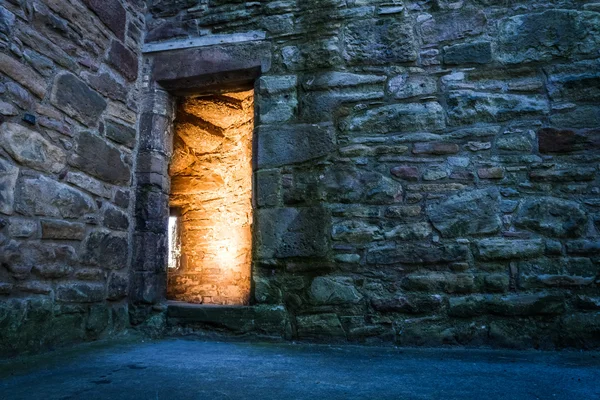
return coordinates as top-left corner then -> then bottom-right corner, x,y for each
129,40 -> 272,317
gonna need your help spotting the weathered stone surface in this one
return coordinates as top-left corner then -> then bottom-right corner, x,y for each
413,142 -> 459,155
371,294 -> 443,314
384,222 -> 432,241
51,73 -> 107,126
16,176 -> 96,219
8,218 -> 38,238
81,0 -> 126,40
299,90 -> 384,122
258,75 -> 297,124
566,240 -> 600,255
82,231 -> 128,270
0,159 -> 18,215
303,72 -> 386,90
309,276 -> 362,305
71,132 -> 131,185
448,91 -> 549,125
85,72 -> 127,103
476,239 -> 544,260
257,123 -> 335,168
401,273 -> 476,294
427,188 -> 501,237
390,166 -> 419,181
545,61 -> 600,103
343,18 -> 417,65
322,167 -> 403,205
0,123 -> 66,173
332,220 -> 380,243
421,9 -> 487,44
516,197 -> 587,238
64,172 -> 112,199
449,293 -> 565,317
367,244 -> 468,265
103,206 -> 128,231
478,167 -> 505,180
107,40 -> 139,82
538,128 -> 600,154
0,53 -> 47,99
105,120 -> 136,149
0,101 -> 18,116
296,313 -> 345,338
256,207 -> 329,259
497,134 -> 532,152
107,272 -> 128,300
497,10 -> 600,64
56,283 -> 105,303
529,167 -> 595,182
388,75 -> 437,99
444,42 -> 492,65
41,220 -> 85,240
549,106 -> 600,129
342,102 -> 445,134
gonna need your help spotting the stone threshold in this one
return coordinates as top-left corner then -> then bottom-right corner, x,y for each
166,301 -> 290,337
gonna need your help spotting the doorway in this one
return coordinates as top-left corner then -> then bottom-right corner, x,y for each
166,89 -> 254,305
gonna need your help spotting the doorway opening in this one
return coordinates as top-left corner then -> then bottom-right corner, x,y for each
167,88 -> 254,305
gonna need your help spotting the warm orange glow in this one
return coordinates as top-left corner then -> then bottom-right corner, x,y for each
167,89 -> 253,305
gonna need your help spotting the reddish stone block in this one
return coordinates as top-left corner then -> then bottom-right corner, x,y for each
107,40 -> 139,82
413,142 -> 460,155
390,166 -> 419,181
81,0 -> 126,40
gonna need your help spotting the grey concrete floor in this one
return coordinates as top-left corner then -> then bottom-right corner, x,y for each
1,338 -> 599,400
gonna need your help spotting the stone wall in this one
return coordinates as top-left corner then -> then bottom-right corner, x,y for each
145,0 -> 600,349
168,90 -> 254,305
0,0 -> 144,356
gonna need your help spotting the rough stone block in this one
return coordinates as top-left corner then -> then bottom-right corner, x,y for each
296,313 -> 345,339
497,10 -> 600,64
538,128 -> 600,154
516,197 -> 587,238
0,122 -> 66,173
476,239 -> 544,260
255,207 -> 329,259
107,272 -> 129,300
371,294 -> 443,314
309,276 -> 362,305
343,18 -> 417,65
341,102 -> 445,134
444,42 -> 492,65
81,0 -> 126,40
16,175 -> 96,219
41,220 -> 85,240
257,123 -> 335,168
0,53 -> 46,99
107,40 -> 139,82
56,283 -> 105,303
0,158 -> 18,215
132,232 -> 168,273
321,166 -> 403,205
367,244 -> 469,265
427,188 -> 501,237
448,91 -> 548,125
70,131 -> 131,185
81,230 -> 128,270
105,120 -> 136,149
51,73 -> 107,127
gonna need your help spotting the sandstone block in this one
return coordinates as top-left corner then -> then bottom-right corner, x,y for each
0,122 -> 66,173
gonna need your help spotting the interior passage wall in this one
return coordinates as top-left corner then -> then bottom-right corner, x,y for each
0,0 -> 144,356
168,90 -> 254,305
145,0 -> 600,349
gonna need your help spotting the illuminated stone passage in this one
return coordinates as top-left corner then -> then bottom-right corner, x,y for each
168,89 -> 254,305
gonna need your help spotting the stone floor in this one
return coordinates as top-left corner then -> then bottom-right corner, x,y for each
1,338 -> 599,400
